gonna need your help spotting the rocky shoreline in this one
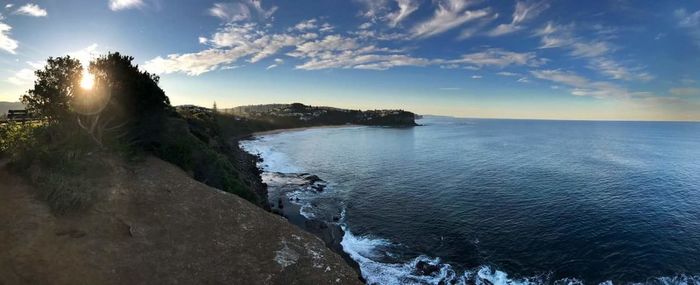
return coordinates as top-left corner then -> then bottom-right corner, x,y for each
232,138 -> 363,277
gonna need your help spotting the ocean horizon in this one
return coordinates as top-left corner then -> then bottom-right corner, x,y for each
242,116 -> 700,285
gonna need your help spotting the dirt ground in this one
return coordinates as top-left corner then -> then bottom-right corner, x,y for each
0,156 -> 361,285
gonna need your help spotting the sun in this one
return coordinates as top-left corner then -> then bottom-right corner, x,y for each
80,69 -> 94,90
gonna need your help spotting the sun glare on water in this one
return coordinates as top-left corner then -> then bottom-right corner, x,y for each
80,70 -> 94,90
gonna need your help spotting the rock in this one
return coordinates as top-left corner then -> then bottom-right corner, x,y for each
271,208 -> 284,217
415,260 -> 441,276
302,174 -> 322,183
332,216 -> 340,222
312,183 -> 327,192
277,197 -> 284,209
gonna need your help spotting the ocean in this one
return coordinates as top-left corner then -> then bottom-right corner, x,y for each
240,116 -> 700,285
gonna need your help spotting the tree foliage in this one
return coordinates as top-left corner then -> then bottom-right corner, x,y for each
87,52 -> 171,147
20,56 -> 82,122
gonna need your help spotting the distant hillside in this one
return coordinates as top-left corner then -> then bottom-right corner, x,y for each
219,103 -> 417,130
0,102 -> 24,117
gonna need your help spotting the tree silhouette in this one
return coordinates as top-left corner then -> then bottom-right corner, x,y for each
85,52 -> 172,147
20,56 -> 82,122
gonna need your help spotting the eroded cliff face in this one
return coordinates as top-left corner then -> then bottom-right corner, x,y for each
0,157 -> 361,285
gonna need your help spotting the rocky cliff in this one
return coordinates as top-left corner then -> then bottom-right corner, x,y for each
0,157 -> 361,285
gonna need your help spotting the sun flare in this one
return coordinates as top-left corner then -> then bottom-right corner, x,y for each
80,70 -> 94,90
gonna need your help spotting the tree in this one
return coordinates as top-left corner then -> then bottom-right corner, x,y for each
20,56 -> 82,122
86,52 -> 171,147
212,101 -> 218,113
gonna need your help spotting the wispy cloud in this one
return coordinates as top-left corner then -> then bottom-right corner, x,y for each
0,22 -> 18,54
387,0 -> 419,27
531,69 -> 641,99
7,68 -> 35,85
533,22 -> 653,82
209,0 -> 277,22
356,0 -> 419,28
109,0 -> 144,11
669,87 -> 700,96
487,0 -> 549,37
411,0 -> 491,39
145,17 -> 546,76
448,48 -> 545,68
266,58 -> 283,70
588,58 -> 653,81
535,22 -> 612,57
497,71 -> 520,77
14,3 -> 47,17
675,8 -> 700,47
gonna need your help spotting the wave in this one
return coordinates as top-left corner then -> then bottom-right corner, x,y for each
240,139 -> 301,173
340,227 -> 700,285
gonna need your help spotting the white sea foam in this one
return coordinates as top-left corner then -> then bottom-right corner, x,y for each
340,227 -> 698,285
240,140 -> 301,173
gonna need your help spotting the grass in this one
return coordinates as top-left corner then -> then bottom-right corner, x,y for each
34,172 -> 97,214
2,121 -> 109,214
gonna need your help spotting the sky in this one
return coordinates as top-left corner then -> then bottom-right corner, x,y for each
0,0 -> 699,121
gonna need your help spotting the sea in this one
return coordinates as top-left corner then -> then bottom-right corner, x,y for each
240,116 -> 700,285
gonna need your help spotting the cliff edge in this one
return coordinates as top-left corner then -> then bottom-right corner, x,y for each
0,156 -> 361,285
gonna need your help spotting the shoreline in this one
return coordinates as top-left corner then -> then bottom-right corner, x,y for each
234,129 -> 364,277
250,124 -> 363,137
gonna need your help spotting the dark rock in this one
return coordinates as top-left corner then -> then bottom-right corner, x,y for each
271,208 -> 284,217
312,183 -> 327,192
332,216 -> 340,222
303,174 -> 322,183
277,197 -> 283,209
415,260 -> 441,276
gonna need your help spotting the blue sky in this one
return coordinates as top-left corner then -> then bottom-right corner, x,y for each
1,0 -> 699,120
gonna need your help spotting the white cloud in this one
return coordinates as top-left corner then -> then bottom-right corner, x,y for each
356,0 -> 418,28
517,77 -> 529,83
289,34 -> 430,70
7,68 -> 35,85
0,22 -> 18,54
319,23 -> 334,33
487,24 -> 522,37
569,41 -> 611,58
512,0 -> 548,25
533,22 -> 652,82
531,69 -> 637,99
497,71 -> 520,77
448,48 -> 545,68
588,58 -> 653,81
145,24 -> 302,75
411,0 -> 491,38
675,9 -> 700,47
487,0 -> 548,37
676,8 -> 700,27
68,43 -> 101,65
387,0 -> 419,27
358,22 -> 372,30
471,75 -> 482,79
266,58 -> 283,70
109,0 -> 144,11
209,1 -> 277,22
14,3 -> 47,17
293,19 -> 318,31
198,37 -> 208,44
5,4 -> 13,9
669,87 -> 700,96
144,20 -> 543,75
